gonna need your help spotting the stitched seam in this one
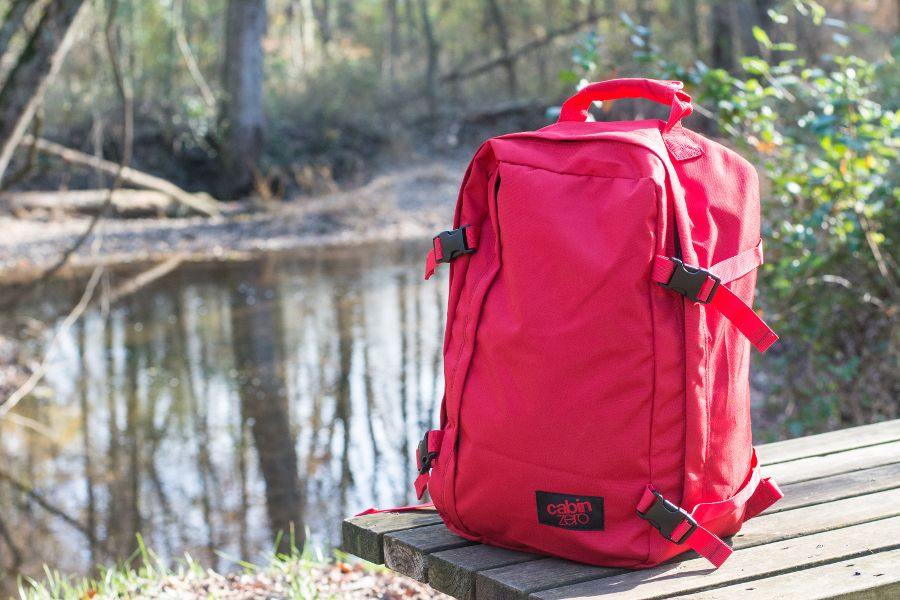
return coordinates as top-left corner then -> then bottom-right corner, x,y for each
645,180 -> 661,566
493,158 -> 651,181
702,306 -> 711,502
444,169 -> 500,535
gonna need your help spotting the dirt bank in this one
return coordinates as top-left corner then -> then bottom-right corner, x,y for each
0,161 -> 465,283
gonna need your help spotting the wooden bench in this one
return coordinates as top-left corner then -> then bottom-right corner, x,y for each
342,419 -> 900,599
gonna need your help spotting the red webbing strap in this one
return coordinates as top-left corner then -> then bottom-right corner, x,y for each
414,430 -> 444,499
637,449 -> 783,568
690,448 -> 765,524
652,241 -> 765,287
708,240 -> 764,284
424,226 -> 480,280
355,503 -> 435,517
709,285 -> 779,352
743,477 -> 784,521
414,474 -> 429,499
651,241 -> 778,353
424,251 -> 439,281
673,520 -> 734,568
636,486 -> 734,568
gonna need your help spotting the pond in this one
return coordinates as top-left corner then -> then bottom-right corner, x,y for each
0,242 -> 446,590
0,240 -> 786,591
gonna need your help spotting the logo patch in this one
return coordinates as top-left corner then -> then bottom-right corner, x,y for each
536,491 -> 604,531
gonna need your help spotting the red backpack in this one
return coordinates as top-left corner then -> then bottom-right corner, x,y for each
415,79 -> 784,569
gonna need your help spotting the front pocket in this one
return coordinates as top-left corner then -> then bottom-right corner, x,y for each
451,161 -> 661,563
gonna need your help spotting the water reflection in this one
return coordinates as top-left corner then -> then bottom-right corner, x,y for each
0,242 -> 446,589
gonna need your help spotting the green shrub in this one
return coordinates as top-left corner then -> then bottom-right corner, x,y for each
566,6 -> 899,436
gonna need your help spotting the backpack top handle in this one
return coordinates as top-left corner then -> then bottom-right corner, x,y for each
558,78 -> 693,134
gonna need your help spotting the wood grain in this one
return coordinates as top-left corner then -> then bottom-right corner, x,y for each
666,548 -> 900,600
341,508 -> 442,564
733,487 -> 900,548
763,441 -> 900,485
475,558 -> 620,600
758,420 -> 900,466
384,523 -> 475,581
341,421 -> 900,600
475,483 -> 900,599
770,462 -> 900,514
532,516 -> 900,599
428,544 -> 541,600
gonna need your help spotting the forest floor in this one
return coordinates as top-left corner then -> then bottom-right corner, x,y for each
18,555 -> 452,599
0,159 -> 465,283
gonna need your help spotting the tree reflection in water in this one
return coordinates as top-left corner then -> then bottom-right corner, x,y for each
0,242 -> 447,591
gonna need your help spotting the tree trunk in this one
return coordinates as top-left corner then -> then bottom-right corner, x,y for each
736,0 -> 756,57
485,0 -> 517,96
336,0 -> 353,33
753,0 -> 783,62
0,0 -> 88,185
219,0 -> 267,199
709,0 -> 735,71
311,0 -> 332,52
417,0 -> 439,120
230,260 -> 305,553
382,0 -> 399,81
402,0 -> 417,49
0,0 -> 34,60
683,0 -> 701,56
636,0 -> 652,29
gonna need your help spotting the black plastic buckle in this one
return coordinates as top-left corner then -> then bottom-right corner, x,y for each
417,434 -> 438,475
636,490 -> 698,544
660,258 -> 720,304
434,226 -> 474,264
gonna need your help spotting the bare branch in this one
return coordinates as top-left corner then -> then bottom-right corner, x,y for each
0,466 -> 107,552
0,0 -> 88,182
441,12 -> 610,84
0,0 -> 36,62
19,135 -> 219,216
0,266 -> 102,419
106,256 -> 184,304
173,0 -> 216,109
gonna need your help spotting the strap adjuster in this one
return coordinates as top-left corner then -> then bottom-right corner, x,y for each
433,226 -> 475,264
636,490 -> 698,544
417,433 -> 438,475
660,257 -> 721,304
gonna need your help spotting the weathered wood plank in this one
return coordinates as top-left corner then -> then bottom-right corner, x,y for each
476,475 -> 900,600
734,486 -> 900,548
475,557 -> 621,600
419,461 -> 900,599
532,516 -> 900,599
341,509 -> 442,564
768,462 -> 900,514
428,545 -> 541,600
758,420 -> 900,466
667,548 -> 900,600
340,421 -> 900,600
384,523 -> 476,582
764,441 -> 900,486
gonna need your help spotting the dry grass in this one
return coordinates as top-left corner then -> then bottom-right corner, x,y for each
16,534 -> 450,600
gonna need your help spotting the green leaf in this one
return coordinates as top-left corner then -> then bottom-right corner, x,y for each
772,42 -> 798,52
558,70 -> 579,84
753,26 -> 773,49
741,56 -> 771,75
767,9 -> 789,24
